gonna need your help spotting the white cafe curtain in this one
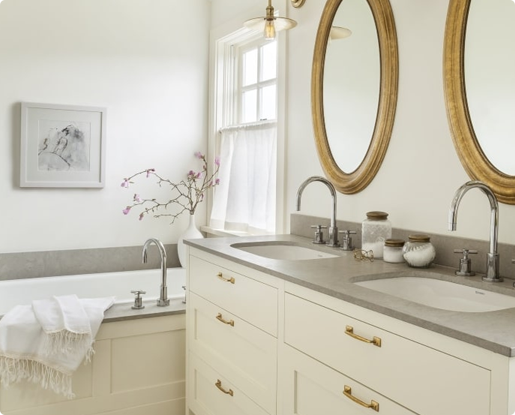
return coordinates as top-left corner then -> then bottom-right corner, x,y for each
210,121 -> 277,234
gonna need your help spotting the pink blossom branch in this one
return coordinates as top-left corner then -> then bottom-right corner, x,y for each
121,152 -> 221,224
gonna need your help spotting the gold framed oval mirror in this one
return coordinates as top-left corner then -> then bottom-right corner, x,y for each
444,0 -> 515,204
312,0 -> 398,194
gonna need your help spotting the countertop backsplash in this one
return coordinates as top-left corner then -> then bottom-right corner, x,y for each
291,213 -> 515,280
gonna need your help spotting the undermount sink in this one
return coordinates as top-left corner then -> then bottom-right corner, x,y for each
355,277 -> 515,313
232,242 -> 338,261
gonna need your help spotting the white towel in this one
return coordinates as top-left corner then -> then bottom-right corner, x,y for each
0,295 -> 114,399
33,295 -> 92,356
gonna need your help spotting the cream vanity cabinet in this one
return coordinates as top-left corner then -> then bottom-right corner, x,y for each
186,248 -> 281,415
282,283 -> 509,415
187,247 -> 515,415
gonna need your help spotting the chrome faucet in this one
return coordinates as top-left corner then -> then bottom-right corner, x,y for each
296,176 -> 340,247
448,180 -> 502,282
142,238 -> 170,306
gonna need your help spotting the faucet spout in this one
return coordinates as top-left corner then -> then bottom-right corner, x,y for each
448,180 -> 501,282
142,238 -> 170,306
296,176 -> 339,247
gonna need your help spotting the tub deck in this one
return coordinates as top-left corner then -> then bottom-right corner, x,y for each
0,268 -> 186,316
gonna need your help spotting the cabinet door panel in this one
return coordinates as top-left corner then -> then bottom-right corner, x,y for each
188,353 -> 269,415
189,255 -> 278,336
281,345 -> 417,415
189,293 -> 277,414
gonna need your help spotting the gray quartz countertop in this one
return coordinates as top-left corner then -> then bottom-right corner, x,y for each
186,234 -> 515,357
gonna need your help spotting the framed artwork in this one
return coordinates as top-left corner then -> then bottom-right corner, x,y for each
20,102 -> 107,188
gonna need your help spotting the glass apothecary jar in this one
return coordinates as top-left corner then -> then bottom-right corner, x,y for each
383,239 -> 405,263
362,211 -> 392,259
402,234 -> 436,268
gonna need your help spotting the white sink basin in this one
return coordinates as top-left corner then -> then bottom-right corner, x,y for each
355,277 -> 515,312
232,243 -> 338,261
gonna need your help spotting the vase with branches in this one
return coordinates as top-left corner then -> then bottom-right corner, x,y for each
121,152 -> 220,266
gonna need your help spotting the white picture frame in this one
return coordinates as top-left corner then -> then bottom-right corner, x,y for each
20,102 -> 107,188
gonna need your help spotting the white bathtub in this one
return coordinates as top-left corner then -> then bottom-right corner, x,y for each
0,267 -> 186,315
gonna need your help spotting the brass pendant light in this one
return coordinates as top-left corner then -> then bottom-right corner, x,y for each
244,0 -> 297,40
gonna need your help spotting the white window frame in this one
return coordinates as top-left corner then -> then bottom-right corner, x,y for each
206,8 -> 288,235
237,39 -> 278,124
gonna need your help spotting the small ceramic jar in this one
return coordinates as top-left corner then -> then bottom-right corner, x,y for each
383,239 -> 405,263
402,234 -> 436,268
361,211 -> 392,259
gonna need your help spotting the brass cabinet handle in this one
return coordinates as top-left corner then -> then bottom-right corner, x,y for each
343,385 -> 379,412
215,379 -> 234,396
216,313 -> 235,326
217,272 -> 235,284
345,325 -> 382,347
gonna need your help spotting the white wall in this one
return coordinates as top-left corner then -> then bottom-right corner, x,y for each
3,0 -> 515,254
0,0 -> 210,253
211,0 -> 515,246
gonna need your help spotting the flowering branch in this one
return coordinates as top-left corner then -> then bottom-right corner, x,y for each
121,152 -> 220,223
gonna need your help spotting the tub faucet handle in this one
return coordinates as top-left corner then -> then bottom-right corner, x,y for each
311,225 -> 327,244
131,290 -> 146,310
453,249 -> 478,276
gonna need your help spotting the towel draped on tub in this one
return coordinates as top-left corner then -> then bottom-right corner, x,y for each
0,294 -> 114,399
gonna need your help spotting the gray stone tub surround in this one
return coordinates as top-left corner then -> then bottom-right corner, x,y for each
185,233 -> 515,357
0,244 -> 180,281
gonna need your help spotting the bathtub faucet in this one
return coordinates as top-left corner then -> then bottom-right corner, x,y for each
142,238 -> 170,306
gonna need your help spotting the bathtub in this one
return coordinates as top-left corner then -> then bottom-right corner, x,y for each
0,267 -> 187,415
0,267 -> 186,315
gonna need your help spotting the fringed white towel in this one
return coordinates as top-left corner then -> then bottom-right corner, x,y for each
0,295 -> 115,399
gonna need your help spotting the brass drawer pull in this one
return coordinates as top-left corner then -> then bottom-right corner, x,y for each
345,325 -> 382,347
343,385 -> 379,412
216,313 -> 235,326
215,379 -> 234,396
217,272 -> 235,284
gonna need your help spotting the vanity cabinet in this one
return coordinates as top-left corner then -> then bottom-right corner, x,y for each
283,289 -> 490,415
187,246 -> 515,415
186,250 -> 281,415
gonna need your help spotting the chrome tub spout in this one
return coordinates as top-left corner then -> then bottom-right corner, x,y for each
142,238 -> 170,306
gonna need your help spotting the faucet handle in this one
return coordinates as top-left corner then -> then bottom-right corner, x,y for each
311,225 -> 327,244
131,290 -> 146,309
339,230 -> 356,251
453,249 -> 478,276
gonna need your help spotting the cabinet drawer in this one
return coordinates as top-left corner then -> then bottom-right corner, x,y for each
284,293 -> 491,415
189,255 -> 278,336
189,293 -> 277,414
282,344 -> 416,415
188,353 -> 269,415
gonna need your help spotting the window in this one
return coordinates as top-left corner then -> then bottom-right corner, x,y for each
240,41 -> 277,123
209,29 -> 283,235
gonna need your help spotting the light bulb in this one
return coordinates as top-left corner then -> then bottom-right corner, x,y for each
265,20 -> 276,40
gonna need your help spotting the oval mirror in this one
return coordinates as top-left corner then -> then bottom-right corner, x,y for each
312,0 -> 398,194
445,0 -> 515,203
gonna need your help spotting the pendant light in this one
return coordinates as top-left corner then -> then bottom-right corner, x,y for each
244,0 -> 297,41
